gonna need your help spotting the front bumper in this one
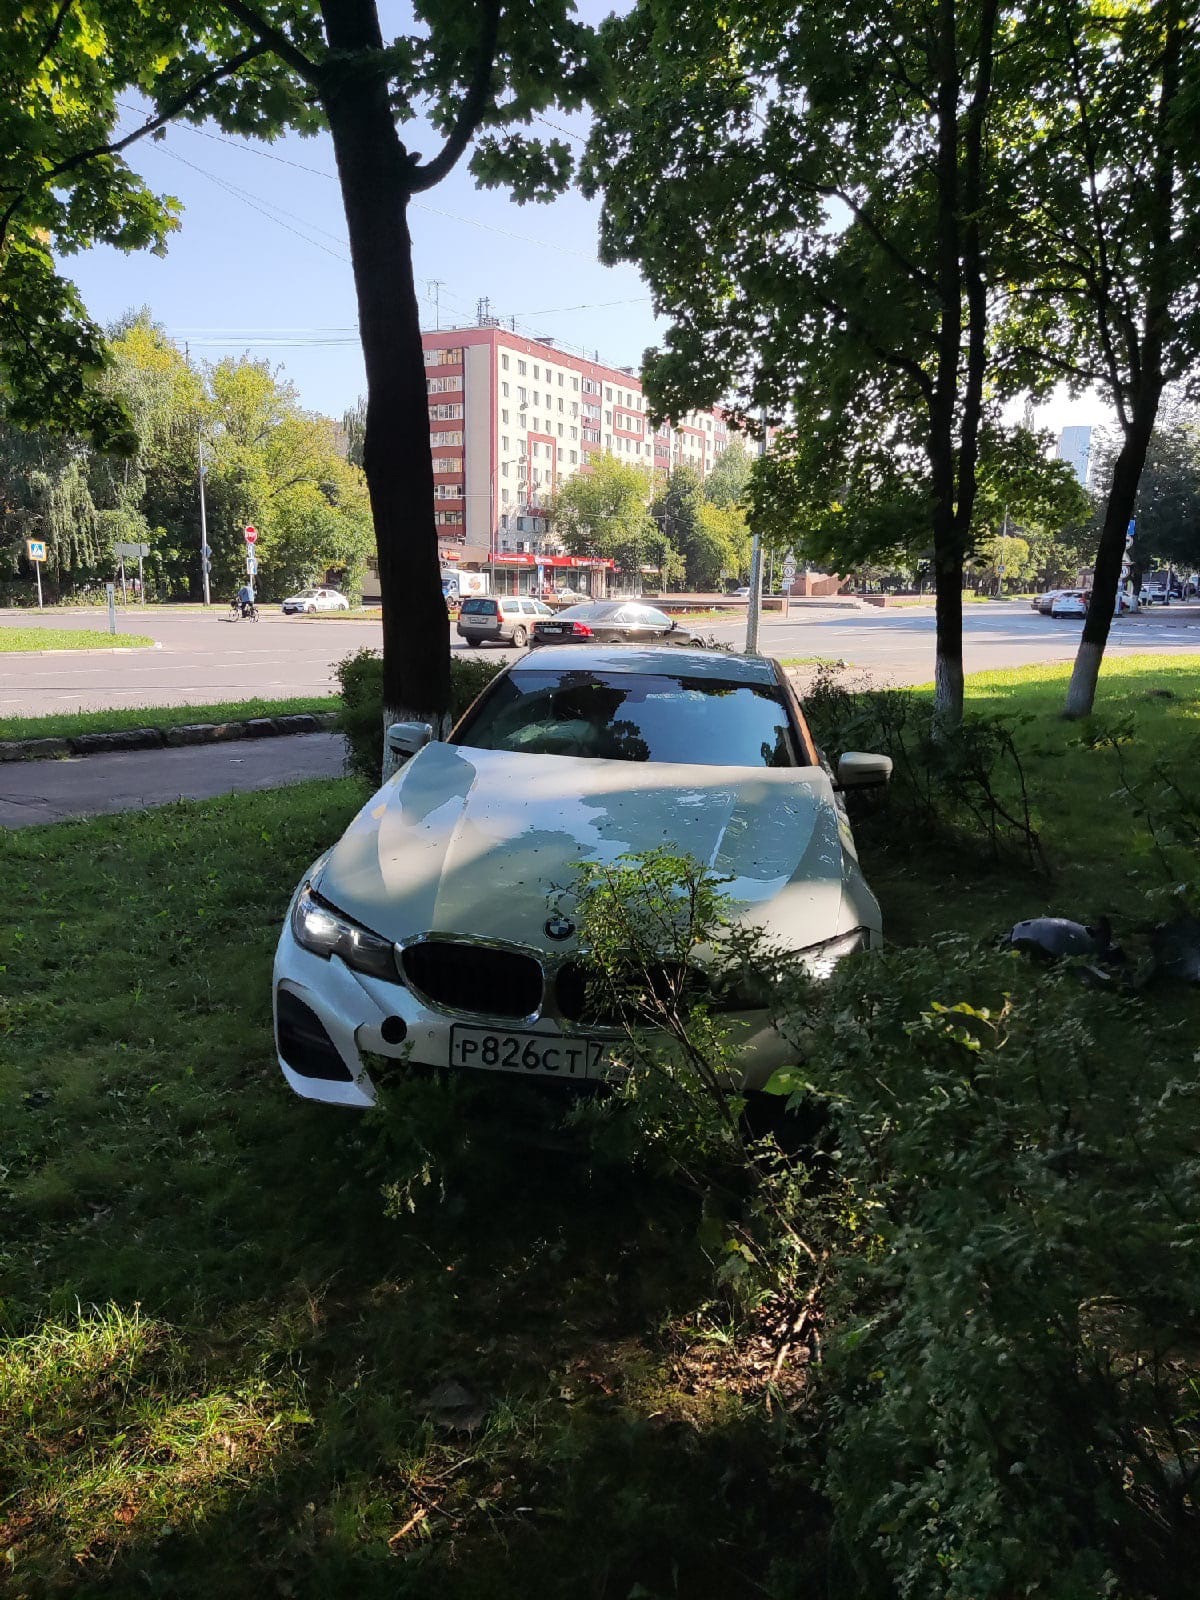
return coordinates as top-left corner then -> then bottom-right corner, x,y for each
272,914 -> 794,1108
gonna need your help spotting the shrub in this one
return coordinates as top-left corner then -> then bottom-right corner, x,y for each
804,666 -> 1045,868
333,648 -> 503,783
576,851 -> 1200,1599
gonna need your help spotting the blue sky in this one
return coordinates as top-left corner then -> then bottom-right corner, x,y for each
64,91 -> 659,423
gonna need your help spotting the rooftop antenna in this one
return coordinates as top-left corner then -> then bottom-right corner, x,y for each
476,295 -> 493,326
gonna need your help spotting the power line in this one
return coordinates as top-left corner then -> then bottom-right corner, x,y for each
121,100 -> 596,260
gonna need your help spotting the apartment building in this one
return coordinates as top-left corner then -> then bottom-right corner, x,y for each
422,323 -> 732,585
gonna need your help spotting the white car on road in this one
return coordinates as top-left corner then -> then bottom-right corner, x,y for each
1050,590 -> 1089,619
273,646 -> 888,1106
281,587 -> 351,614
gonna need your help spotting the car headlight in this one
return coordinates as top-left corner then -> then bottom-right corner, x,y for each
291,885 -> 400,981
797,927 -> 871,980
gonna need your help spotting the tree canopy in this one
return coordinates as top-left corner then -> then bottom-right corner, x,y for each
0,314 -> 372,603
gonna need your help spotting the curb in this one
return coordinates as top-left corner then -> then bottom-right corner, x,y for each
1,641 -> 164,658
0,711 -> 339,764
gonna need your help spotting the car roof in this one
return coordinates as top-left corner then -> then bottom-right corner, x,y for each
509,645 -> 781,684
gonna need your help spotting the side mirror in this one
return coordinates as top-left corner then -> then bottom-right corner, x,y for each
386,721 -> 434,763
837,751 -> 893,790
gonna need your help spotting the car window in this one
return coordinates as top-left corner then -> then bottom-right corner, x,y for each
461,598 -> 497,616
555,602 -> 608,621
454,670 -> 801,767
519,599 -> 538,614
614,604 -> 671,627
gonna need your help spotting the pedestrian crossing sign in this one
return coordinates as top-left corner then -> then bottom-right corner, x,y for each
26,539 -> 47,562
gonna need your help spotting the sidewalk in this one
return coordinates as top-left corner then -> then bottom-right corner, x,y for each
0,732 -> 346,830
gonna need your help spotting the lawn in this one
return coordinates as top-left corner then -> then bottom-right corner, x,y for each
0,695 -> 339,744
0,625 -> 156,653
2,656 -> 1198,1595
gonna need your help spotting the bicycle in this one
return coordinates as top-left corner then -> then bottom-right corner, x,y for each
228,598 -> 259,621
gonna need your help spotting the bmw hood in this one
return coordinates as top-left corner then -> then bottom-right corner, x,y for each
314,742 -> 876,949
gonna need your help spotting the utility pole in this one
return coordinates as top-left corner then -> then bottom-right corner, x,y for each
745,407 -> 768,654
197,422 -> 211,606
186,341 -> 212,606
428,279 -> 445,330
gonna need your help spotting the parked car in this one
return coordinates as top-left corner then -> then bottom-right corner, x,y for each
1050,590 -> 1089,618
273,645 -> 889,1106
457,594 -> 554,648
1143,581 -> 1171,605
532,600 -> 702,647
281,587 -> 351,614
1032,589 -> 1069,614
552,586 -> 588,602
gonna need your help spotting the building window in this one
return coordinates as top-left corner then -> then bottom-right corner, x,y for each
570,426 -> 578,440
426,375 -> 462,394
502,436 -> 509,451
502,461 -> 509,477
432,457 -> 459,473
604,410 -> 612,425
429,403 -> 463,420
502,354 -> 510,370
570,450 -> 578,464
518,386 -> 527,404
517,359 -> 527,374
502,381 -> 509,397
605,386 -> 612,400
558,423 -> 564,437
435,510 -> 464,527
572,376 -> 580,391
502,487 -> 511,504
502,409 -> 509,424
533,365 -> 540,379
558,398 -> 564,412
434,482 -> 464,500
430,429 -> 463,446
423,346 -> 463,367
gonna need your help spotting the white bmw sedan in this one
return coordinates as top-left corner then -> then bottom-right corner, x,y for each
273,646 -> 889,1107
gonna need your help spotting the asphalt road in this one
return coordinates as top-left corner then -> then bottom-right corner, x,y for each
3,600 -> 1200,719
0,731 -> 346,829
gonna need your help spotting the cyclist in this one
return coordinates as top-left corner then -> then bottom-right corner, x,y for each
236,582 -> 255,619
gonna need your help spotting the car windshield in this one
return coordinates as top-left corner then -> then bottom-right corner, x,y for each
453,669 -> 800,767
461,598 -> 497,615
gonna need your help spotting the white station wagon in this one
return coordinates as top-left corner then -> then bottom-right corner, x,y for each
273,646 -> 889,1106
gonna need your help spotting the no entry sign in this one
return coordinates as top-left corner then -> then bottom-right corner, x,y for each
244,525 -> 258,544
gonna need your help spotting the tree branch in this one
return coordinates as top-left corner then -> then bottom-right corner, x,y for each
33,0 -> 76,73
0,43 -> 270,249
217,0 -> 323,83
408,0 -> 502,193
814,288 -> 934,402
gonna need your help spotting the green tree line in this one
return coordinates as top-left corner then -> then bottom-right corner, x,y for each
0,314 -> 373,605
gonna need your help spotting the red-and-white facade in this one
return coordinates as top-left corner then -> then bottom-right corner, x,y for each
420,324 -> 732,578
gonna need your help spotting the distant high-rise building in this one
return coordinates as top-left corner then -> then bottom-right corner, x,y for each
1057,425 -> 1092,489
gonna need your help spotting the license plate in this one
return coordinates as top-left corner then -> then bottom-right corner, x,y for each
540,624 -> 564,634
449,1025 -> 605,1080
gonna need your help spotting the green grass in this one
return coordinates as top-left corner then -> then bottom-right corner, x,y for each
0,694 -> 339,743
0,625 -> 156,653
3,655 -> 1198,1594
1,782 -> 805,1596
861,652 -> 1200,945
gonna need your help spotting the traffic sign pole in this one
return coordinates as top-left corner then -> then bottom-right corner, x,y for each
35,561 -> 42,609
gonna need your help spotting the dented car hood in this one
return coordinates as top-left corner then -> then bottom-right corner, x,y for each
314,741 -> 879,951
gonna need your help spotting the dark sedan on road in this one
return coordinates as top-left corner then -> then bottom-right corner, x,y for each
531,600 -> 701,647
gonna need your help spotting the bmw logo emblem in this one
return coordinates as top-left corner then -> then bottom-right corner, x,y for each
544,913 -> 576,941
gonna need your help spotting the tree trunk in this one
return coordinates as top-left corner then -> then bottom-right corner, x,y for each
319,0 -> 450,777
1063,409 -> 1156,718
933,535 -> 964,727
